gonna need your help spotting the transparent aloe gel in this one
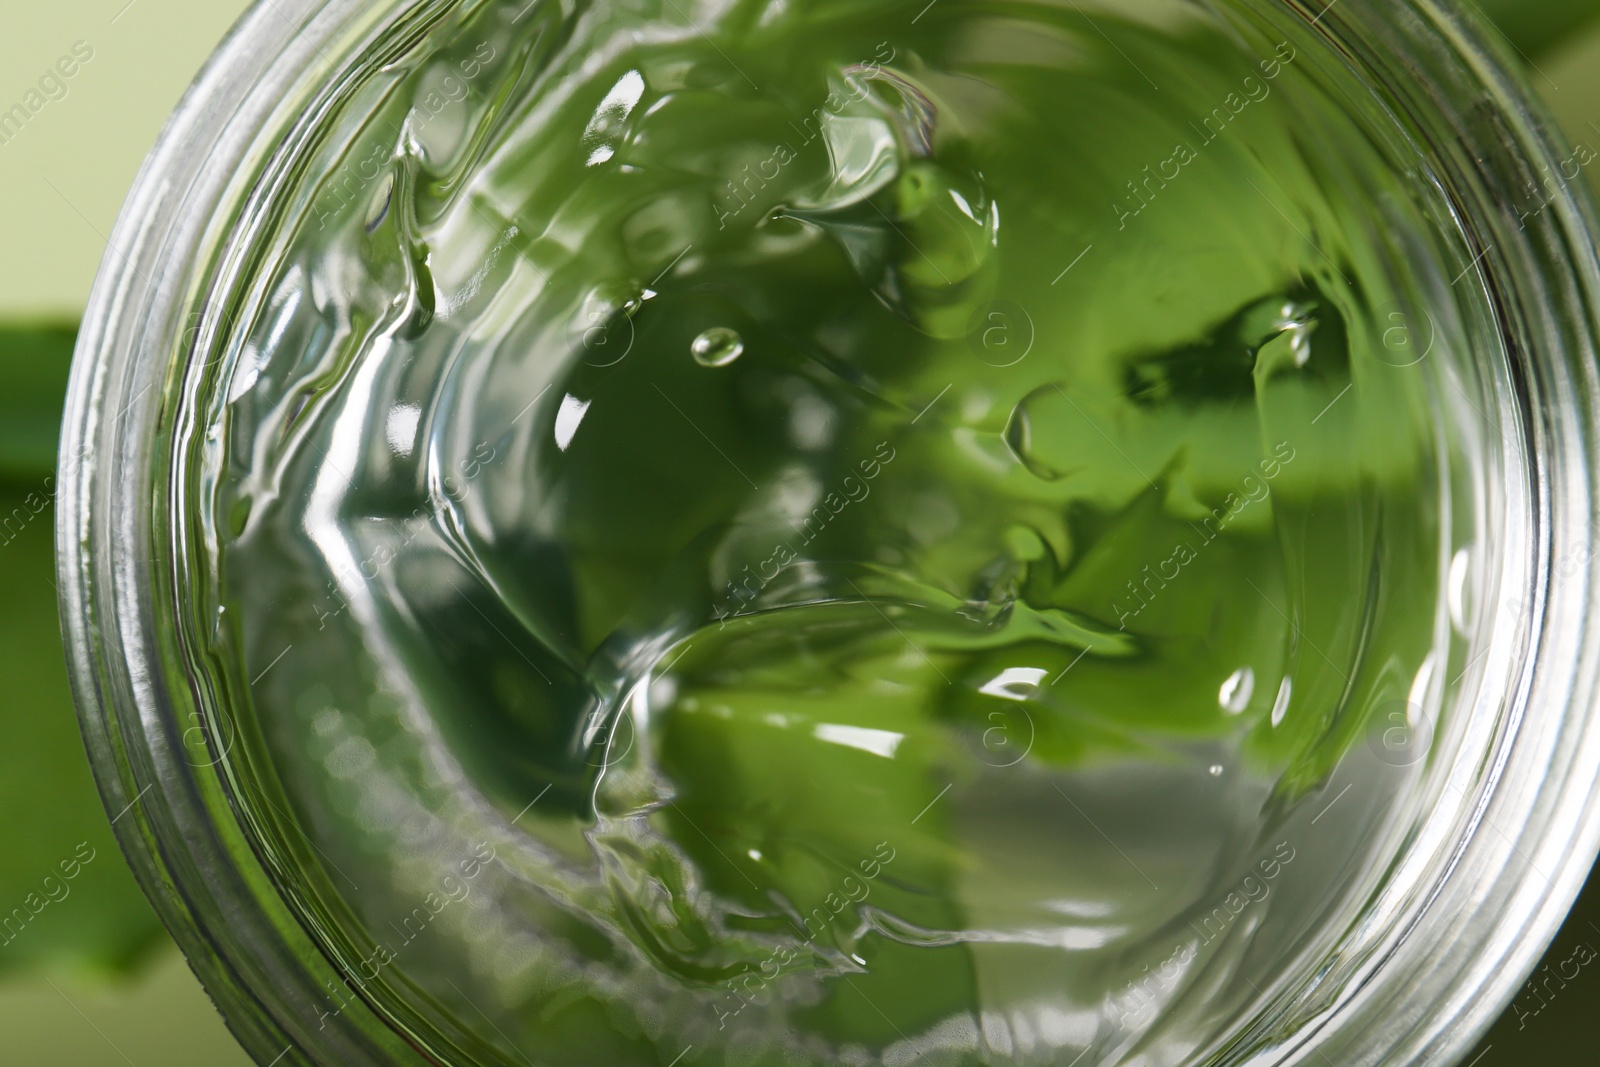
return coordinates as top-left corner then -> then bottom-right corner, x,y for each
184,0 -> 1486,1063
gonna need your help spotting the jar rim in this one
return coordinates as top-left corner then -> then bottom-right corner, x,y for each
56,1 -> 1600,1064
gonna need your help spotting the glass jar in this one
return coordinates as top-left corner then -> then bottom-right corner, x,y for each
58,0 -> 1600,1064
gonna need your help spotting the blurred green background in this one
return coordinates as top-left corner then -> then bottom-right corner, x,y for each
0,2 -> 1598,1065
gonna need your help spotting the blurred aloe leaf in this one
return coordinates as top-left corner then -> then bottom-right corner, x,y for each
0,324 -> 167,976
1474,0 -> 1600,57
0,323 -> 75,482
0,476 -> 167,977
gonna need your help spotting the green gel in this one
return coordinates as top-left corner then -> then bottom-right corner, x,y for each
190,1 -> 1468,1062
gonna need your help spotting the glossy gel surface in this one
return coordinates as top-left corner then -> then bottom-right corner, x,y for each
184,0 -> 1479,1063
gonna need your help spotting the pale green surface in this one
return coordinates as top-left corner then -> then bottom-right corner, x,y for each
0,0 -> 252,317
0,952 -> 250,1067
